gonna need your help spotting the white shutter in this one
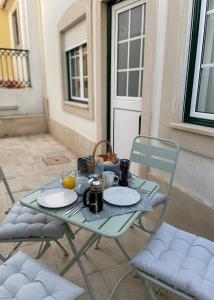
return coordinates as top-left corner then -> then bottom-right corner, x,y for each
63,19 -> 87,51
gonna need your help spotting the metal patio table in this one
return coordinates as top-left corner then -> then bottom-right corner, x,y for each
21,177 -> 159,300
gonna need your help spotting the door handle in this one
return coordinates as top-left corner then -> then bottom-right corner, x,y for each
138,114 -> 141,135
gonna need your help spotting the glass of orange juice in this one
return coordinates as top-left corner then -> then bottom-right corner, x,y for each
63,175 -> 76,189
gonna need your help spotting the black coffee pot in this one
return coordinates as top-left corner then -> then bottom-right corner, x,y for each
83,174 -> 103,214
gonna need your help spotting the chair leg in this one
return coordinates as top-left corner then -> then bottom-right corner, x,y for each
54,240 -> 69,256
36,241 -> 51,259
94,236 -> 101,249
145,281 -> 159,300
115,239 -> 131,260
108,268 -> 132,300
0,241 -> 23,262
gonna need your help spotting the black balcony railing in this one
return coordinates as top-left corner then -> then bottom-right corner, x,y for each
0,48 -> 31,88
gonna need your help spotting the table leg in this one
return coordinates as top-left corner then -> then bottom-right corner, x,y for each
62,224 -> 98,300
115,238 -> 131,261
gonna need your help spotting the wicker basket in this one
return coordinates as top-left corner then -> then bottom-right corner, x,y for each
87,140 -> 118,172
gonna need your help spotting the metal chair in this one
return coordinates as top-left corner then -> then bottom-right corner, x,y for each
94,135 -> 180,249
110,222 -> 214,300
0,166 -> 69,262
129,135 -> 180,235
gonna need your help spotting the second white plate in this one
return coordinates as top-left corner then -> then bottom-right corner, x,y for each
38,188 -> 77,208
103,187 -> 140,206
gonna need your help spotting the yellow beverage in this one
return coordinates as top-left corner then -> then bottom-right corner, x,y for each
63,176 -> 76,189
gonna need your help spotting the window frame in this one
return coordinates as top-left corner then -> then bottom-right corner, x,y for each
66,43 -> 88,104
184,0 -> 214,127
11,8 -> 21,48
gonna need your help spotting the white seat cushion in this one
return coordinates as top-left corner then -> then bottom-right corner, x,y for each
0,251 -> 84,300
150,192 -> 166,207
131,223 -> 214,300
0,202 -> 64,239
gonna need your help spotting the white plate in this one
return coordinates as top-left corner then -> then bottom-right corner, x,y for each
103,187 -> 140,206
38,188 -> 77,208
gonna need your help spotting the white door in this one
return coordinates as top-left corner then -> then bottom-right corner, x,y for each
111,0 -> 146,159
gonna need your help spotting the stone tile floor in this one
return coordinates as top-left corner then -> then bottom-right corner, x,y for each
0,134 -> 179,300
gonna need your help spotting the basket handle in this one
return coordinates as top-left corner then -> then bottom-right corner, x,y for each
92,140 -> 113,169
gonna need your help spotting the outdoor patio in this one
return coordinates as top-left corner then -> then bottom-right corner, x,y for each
0,134 -> 180,300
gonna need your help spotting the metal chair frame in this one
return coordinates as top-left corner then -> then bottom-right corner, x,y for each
108,135 -> 181,299
0,166 -> 69,262
130,135 -> 180,236
95,135 -> 180,250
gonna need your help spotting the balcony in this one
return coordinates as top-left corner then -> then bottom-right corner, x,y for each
0,48 -> 31,88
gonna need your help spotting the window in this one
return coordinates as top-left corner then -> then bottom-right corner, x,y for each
184,0 -> 214,127
66,44 -> 88,103
116,4 -> 145,98
12,9 -> 20,48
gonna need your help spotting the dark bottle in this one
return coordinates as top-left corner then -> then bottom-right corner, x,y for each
119,159 -> 129,187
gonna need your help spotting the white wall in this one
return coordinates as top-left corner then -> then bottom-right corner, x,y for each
0,0 -> 44,117
174,150 -> 214,208
40,0 -> 97,142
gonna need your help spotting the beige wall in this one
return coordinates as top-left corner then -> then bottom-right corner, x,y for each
142,0 -> 214,208
40,0 -> 107,148
0,9 -> 11,48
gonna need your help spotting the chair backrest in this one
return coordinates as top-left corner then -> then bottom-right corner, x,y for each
0,166 -> 15,204
130,135 -> 180,198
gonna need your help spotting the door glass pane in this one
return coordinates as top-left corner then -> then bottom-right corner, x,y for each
84,77 -> 88,98
130,6 -> 142,38
129,39 -> 141,68
117,72 -> 127,96
118,11 -> 129,41
196,67 -> 214,113
202,14 -> 214,64
208,0 -> 214,10
128,71 -> 139,97
118,42 -> 128,69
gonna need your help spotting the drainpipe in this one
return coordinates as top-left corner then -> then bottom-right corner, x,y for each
36,0 -> 49,122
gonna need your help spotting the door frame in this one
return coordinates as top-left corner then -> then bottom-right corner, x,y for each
107,0 -> 145,149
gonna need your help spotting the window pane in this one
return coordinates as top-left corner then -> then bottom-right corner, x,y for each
141,38 -> 145,67
128,71 -> 139,97
71,58 -> 76,76
202,14 -> 214,64
196,67 -> 214,113
117,72 -> 127,96
130,6 -> 142,38
118,11 -> 129,41
72,79 -> 77,96
118,42 -> 128,69
76,56 -> 80,76
83,44 -> 87,54
208,0 -> 214,10
129,39 -> 141,68
140,70 -> 143,97
72,79 -> 80,97
83,53 -> 87,76
84,77 -> 88,98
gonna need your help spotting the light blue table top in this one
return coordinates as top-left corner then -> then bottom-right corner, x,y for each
21,177 -> 159,239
